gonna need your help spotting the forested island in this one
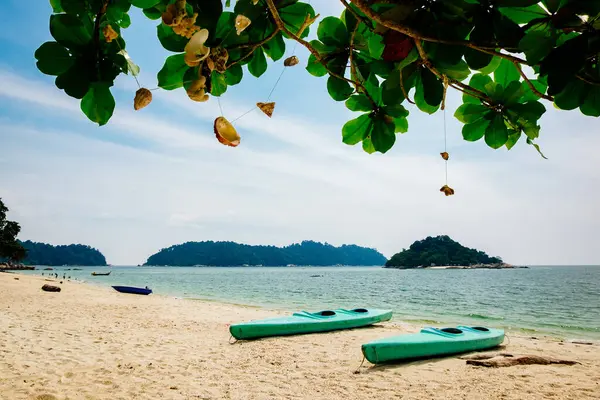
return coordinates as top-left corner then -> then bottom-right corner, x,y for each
16,241 -> 107,266
385,236 -> 508,269
145,240 -> 386,267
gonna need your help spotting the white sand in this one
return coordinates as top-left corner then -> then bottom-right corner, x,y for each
1,273 -> 599,400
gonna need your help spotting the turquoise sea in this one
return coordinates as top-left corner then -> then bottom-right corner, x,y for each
23,265 -> 600,340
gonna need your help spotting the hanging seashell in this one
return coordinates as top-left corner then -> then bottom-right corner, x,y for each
185,29 -> 210,66
162,0 -> 186,26
102,24 -> 119,43
257,102 -> 275,118
187,76 -> 209,102
209,47 -> 229,73
252,0 -> 259,4
284,56 -> 299,67
134,88 -> 152,110
235,14 -> 251,35
440,185 -> 455,196
214,117 -> 240,147
440,152 -> 449,161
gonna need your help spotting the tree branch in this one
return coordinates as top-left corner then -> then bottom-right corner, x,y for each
227,27 -> 281,68
513,62 -> 554,102
265,0 -> 377,107
414,40 -> 492,105
349,0 -> 527,65
339,0 -> 373,30
576,73 -> 600,87
399,68 -> 415,104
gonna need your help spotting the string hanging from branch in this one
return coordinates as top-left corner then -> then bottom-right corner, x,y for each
440,77 -> 454,197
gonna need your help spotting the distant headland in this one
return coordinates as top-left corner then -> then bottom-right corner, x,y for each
385,236 -> 526,269
144,240 -> 387,267
13,240 -> 107,267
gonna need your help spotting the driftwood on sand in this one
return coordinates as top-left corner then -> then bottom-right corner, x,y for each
461,353 -> 579,367
41,284 -> 61,293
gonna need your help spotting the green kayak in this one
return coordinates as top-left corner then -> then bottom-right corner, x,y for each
229,308 -> 393,340
362,325 -> 505,364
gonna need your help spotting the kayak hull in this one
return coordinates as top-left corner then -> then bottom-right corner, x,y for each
230,308 -> 393,340
112,286 -> 152,295
362,326 -> 505,364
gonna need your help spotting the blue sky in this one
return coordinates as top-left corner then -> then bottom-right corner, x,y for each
0,1 -> 599,265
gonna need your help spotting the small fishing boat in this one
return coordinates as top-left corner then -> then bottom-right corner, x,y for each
91,271 -> 111,276
111,285 -> 152,295
361,325 -> 505,364
230,308 -> 393,340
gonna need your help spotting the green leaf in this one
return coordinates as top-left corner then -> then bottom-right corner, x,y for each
462,118 -> 490,142
498,4 -> 547,24
485,114 -> 509,149
414,72 -> 439,114
371,117 -> 396,153
346,94 -> 373,112
327,76 -> 354,101
210,71 -> 227,96
118,13 -> 131,28
34,41 -> 74,76
479,56 -> 502,75
263,33 -> 286,61
342,114 -> 372,145
362,137 -> 376,154
157,54 -> 189,90
225,64 -> 243,86
143,7 -> 162,20
519,30 -> 556,65
130,0 -> 160,8
49,0 -> 63,13
364,73 -> 382,105
506,130 -> 521,150
80,82 -> 115,126
494,59 -> 520,88
527,137 -> 548,159
382,70 -> 405,106
421,68 -> 443,107
580,87 -> 600,117
279,2 -> 316,39
248,48 -> 267,78
368,34 -> 385,59
317,16 -> 348,47
393,117 -> 409,133
436,60 -> 470,81
554,79 -> 586,110
50,14 -> 93,49
521,79 -> 548,102
542,0 -> 564,13
60,0 -> 87,16
501,81 -> 525,105
306,54 -> 327,77
455,104 -> 489,124
383,104 -> 409,118
55,62 -> 90,99
157,23 -> 188,52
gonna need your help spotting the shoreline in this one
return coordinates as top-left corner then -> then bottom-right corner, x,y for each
1,273 -> 599,399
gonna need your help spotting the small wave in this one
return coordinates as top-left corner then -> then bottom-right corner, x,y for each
468,313 -> 505,321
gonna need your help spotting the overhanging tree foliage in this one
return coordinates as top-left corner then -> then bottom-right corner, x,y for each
0,198 -> 27,262
36,0 -> 600,157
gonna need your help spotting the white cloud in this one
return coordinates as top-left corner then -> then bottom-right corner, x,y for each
0,68 -> 599,266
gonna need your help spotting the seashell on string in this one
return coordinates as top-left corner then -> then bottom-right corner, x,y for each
102,24 -> 119,43
186,76 -> 209,102
440,152 -> 449,161
184,29 -> 210,66
284,56 -> 299,67
235,14 -> 251,35
162,0 -> 186,27
440,185 -> 455,196
214,116 -> 240,147
134,88 -> 152,110
208,47 -> 229,73
257,102 -> 275,118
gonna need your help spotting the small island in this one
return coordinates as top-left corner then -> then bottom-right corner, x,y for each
15,240 -> 108,267
145,240 -> 387,267
385,236 -> 525,269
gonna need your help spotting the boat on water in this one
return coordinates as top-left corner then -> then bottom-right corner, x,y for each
91,271 -> 111,276
229,308 -> 393,340
361,325 -> 505,364
112,286 -> 152,295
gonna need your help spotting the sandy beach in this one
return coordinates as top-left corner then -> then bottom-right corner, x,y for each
1,273 -> 598,400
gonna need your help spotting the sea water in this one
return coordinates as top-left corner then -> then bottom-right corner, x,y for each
24,265 -> 600,340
